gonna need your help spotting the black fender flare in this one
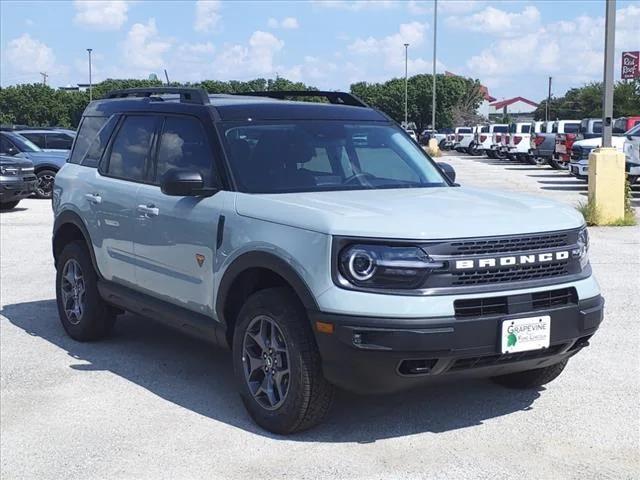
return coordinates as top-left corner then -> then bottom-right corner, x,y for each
52,210 -> 100,276
215,251 -> 319,325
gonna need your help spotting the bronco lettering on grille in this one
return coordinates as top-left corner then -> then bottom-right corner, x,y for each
455,251 -> 570,270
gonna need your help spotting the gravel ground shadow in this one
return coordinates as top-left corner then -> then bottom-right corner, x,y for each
2,299 -> 542,442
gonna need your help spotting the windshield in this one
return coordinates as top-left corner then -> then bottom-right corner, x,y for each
222,122 -> 448,193
10,133 -> 41,152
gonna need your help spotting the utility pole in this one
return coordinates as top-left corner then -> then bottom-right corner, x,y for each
431,0 -> 438,130
546,76 -> 552,122
602,0 -> 615,147
87,48 -> 93,102
40,72 -> 48,85
164,69 -> 170,85
404,43 -> 409,127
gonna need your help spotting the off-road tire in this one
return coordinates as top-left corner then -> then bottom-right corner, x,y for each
491,360 -> 568,389
56,241 -> 116,341
0,201 -> 20,210
232,287 -> 334,434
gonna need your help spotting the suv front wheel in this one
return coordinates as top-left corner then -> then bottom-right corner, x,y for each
232,287 -> 334,434
56,241 -> 116,341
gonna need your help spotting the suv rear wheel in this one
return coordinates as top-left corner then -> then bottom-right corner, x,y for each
491,360 -> 568,389
232,287 -> 334,434
56,241 -> 116,341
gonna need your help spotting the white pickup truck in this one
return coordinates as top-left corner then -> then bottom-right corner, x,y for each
504,122 -> 535,162
476,124 -> 508,157
452,127 -> 474,153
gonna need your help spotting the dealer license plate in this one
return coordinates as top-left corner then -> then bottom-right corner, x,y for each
501,316 -> 551,354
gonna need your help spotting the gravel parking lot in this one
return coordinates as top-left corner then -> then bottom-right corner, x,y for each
1,155 -> 639,480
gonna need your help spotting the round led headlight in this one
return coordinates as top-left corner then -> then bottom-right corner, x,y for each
347,249 -> 377,281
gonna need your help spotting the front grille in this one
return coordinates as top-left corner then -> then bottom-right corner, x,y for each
449,232 -> 569,256
532,287 -> 577,309
448,344 -> 566,372
454,287 -> 577,318
452,261 -> 569,286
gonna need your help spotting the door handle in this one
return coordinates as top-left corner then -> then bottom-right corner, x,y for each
85,193 -> 102,204
137,204 -> 159,217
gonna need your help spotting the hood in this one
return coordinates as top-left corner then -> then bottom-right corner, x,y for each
21,151 -> 68,166
235,187 -> 585,239
0,155 -> 33,167
574,136 -> 626,151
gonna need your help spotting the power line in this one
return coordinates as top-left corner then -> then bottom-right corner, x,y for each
40,72 -> 48,86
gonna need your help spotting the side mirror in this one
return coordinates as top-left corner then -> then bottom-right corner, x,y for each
438,162 -> 456,183
161,168 -> 209,196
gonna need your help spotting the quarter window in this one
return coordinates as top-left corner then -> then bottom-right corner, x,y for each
106,116 -> 157,182
70,117 -> 108,164
46,133 -> 74,150
155,116 -> 213,185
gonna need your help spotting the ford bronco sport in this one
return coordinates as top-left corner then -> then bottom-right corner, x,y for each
52,88 -> 603,434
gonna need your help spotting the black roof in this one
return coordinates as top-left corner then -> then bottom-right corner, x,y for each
87,88 -> 389,122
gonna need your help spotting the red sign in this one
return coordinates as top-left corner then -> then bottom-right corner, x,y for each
621,51 -> 639,79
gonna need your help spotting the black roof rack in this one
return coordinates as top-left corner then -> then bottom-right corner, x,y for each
232,91 -> 368,108
105,87 -> 210,105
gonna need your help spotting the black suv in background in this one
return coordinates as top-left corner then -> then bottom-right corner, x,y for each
0,155 -> 37,210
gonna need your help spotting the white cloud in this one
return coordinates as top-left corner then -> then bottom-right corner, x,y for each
194,0 -> 221,33
312,0 -> 395,11
282,56 -> 337,82
5,34 -> 58,75
122,19 -> 172,71
215,31 -> 284,77
73,0 -> 129,31
408,0 -> 484,15
448,5 -> 540,36
268,16 -> 299,29
465,3 -> 640,90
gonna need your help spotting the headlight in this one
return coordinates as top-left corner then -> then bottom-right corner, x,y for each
0,165 -> 19,175
338,244 -> 444,289
573,227 -> 589,268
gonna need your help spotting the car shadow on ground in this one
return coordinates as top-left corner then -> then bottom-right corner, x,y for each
0,207 -> 28,213
2,299 -> 542,442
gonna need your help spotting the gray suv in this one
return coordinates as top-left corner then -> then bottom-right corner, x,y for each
52,88 -> 603,434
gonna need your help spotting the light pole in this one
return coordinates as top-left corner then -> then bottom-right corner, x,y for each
601,0 -> 615,147
546,76 -> 552,122
87,48 -> 93,102
404,43 -> 409,128
431,0 -> 437,130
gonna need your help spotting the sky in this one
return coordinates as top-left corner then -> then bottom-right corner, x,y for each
1,0 -> 639,103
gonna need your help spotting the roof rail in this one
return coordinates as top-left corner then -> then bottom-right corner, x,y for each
233,90 -> 369,108
105,87 -> 210,105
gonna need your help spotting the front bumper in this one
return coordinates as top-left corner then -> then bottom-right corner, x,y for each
311,295 -> 603,394
569,161 -> 588,180
0,176 -> 37,202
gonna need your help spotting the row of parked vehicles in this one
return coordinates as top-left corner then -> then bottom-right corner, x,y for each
0,126 -> 75,209
435,117 -> 640,184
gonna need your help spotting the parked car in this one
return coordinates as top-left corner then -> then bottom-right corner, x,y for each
529,121 -> 555,166
485,126 -> 509,159
419,129 -> 448,148
452,126 -> 474,153
51,87 -> 602,434
577,119 -> 603,141
504,122 -> 534,162
16,128 -> 76,152
570,123 -> 640,181
550,120 -> 581,169
613,116 -> 640,134
623,124 -> 640,184
0,155 -> 37,210
466,125 -> 485,156
0,131 -> 68,198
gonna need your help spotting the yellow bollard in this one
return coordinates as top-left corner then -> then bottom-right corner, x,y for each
426,138 -> 441,157
587,147 -> 626,224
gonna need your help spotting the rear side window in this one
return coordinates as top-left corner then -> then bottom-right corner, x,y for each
613,118 -> 627,134
46,133 -> 74,150
21,133 -> 45,148
69,117 -> 108,164
155,116 -> 213,185
493,125 -> 508,133
592,121 -> 602,133
459,128 -> 472,134
564,123 -> 580,134
552,123 -> 558,133
106,116 -> 157,182
521,125 -> 531,133
480,126 -> 489,133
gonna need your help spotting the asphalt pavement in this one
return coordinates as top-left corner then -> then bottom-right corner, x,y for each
1,156 -> 639,479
